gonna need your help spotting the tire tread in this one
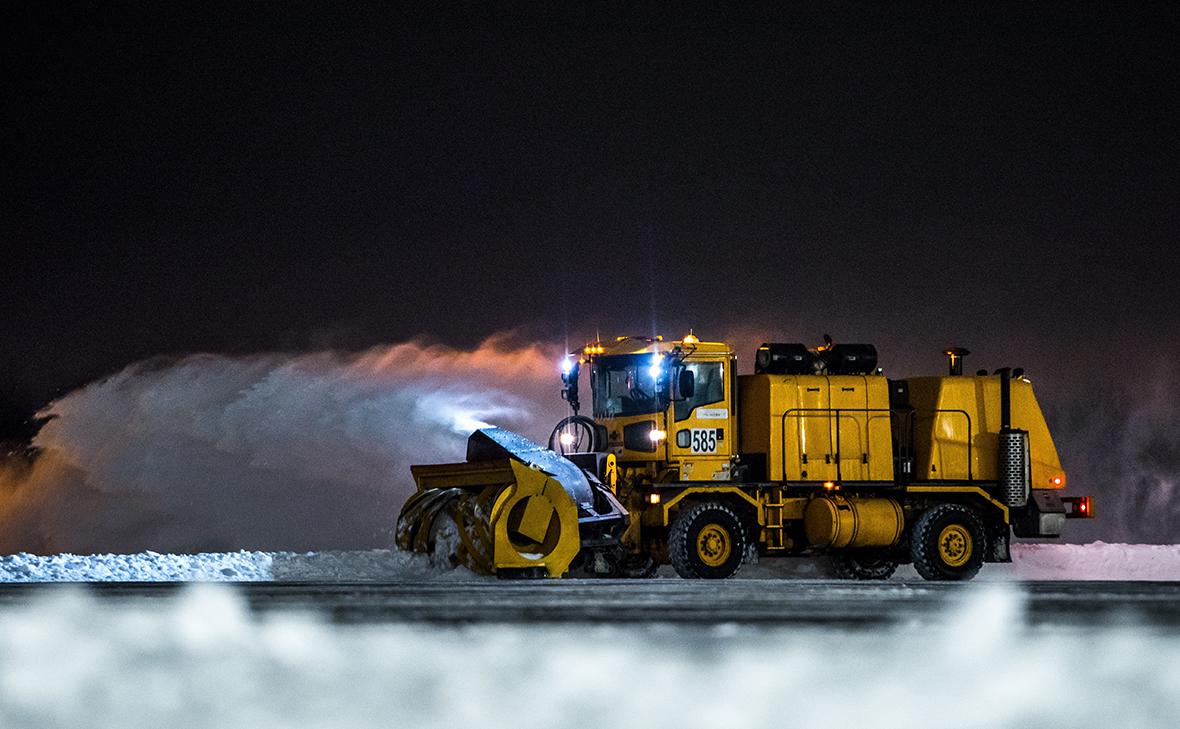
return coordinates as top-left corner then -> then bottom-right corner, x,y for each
669,502 -> 747,579
911,503 -> 985,581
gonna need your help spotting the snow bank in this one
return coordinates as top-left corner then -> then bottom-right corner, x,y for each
1008,541 -> 1180,580
1,583 -> 1178,728
1,542 -> 1179,583
0,549 -> 479,583
0,551 -> 275,582
736,541 -> 1180,581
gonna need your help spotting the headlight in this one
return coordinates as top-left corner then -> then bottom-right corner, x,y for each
648,428 -> 667,442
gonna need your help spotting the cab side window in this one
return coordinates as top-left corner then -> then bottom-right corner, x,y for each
674,361 -> 725,421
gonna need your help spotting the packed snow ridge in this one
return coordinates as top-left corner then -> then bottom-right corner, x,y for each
0,549 -> 477,583
2,542 -> 1180,582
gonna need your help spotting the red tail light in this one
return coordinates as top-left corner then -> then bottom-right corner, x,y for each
1062,495 -> 1095,519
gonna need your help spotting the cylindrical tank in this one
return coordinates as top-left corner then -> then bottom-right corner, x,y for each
804,495 -> 904,549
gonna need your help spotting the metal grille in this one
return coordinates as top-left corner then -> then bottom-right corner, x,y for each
999,430 -> 1030,508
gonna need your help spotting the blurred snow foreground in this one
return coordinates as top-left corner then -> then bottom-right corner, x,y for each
1,583 -> 1179,729
2,541 -> 1180,582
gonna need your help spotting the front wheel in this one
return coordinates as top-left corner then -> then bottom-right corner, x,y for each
669,502 -> 748,579
910,503 -> 986,581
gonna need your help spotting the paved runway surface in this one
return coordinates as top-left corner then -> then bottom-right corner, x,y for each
1,580 -> 1178,627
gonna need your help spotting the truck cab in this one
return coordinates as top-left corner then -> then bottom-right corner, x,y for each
559,335 -> 738,482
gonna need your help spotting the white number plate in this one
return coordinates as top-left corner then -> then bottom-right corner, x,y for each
690,428 -> 719,454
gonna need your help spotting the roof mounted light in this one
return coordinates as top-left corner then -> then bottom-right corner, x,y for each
682,329 -> 700,345
648,354 -> 663,379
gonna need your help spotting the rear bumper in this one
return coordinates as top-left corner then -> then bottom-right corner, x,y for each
1061,495 -> 1095,519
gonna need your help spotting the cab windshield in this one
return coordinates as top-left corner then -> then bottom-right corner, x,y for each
591,354 -> 662,417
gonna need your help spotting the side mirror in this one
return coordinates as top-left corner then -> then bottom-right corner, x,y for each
560,362 -> 580,414
672,367 -> 695,400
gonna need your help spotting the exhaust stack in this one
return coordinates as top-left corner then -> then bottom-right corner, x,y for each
942,347 -> 969,376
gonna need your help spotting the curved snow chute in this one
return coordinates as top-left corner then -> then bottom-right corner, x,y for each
396,428 -> 624,577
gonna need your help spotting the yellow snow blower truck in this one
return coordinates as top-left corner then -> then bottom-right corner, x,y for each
396,334 -> 1093,580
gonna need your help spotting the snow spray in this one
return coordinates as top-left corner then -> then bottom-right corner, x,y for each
0,335 -> 566,554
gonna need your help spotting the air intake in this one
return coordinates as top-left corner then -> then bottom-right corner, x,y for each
998,429 -> 1030,508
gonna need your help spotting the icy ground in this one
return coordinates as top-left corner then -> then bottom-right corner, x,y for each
0,582 -> 1178,729
1,541 -> 1180,582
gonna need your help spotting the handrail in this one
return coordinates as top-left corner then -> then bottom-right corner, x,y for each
779,407 -> 896,482
777,406 -> 972,482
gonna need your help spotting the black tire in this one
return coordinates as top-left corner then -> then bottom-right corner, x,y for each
831,554 -> 898,580
910,503 -> 986,581
669,502 -> 748,579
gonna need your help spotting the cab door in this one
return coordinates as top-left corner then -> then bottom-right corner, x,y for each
668,357 -> 736,481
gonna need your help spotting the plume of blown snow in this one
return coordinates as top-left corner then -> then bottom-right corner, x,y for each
0,335 -> 566,554
1043,357 -> 1180,543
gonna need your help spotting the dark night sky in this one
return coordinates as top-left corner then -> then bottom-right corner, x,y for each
3,2 -> 1178,406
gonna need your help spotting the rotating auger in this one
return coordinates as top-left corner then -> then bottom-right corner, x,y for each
395,428 -> 626,577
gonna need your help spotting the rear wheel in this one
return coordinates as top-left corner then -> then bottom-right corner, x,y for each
831,554 -> 898,580
669,502 -> 747,579
911,503 -> 986,581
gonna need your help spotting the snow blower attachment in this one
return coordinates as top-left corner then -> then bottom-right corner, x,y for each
396,428 -> 626,577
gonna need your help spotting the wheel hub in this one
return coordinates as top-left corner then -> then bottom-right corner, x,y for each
696,523 -> 731,567
937,524 -> 973,567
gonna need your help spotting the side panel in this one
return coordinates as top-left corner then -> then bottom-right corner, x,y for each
739,374 -> 895,484
1013,380 -> 1066,489
794,376 -> 837,481
829,375 -> 869,480
908,376 -> 1065,485
908,376 -> 977,480
738,374 -> 777,479
866,377 -> 895,481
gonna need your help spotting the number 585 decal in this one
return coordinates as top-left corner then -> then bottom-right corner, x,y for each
690,428 -> 719,453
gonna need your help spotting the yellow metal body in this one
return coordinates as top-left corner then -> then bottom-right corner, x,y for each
399,459 -> 581,577
739,374 -> 894,482
583,336 -> 1072,561
905,485 -> 1010,522
906,376 -> 1066,489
